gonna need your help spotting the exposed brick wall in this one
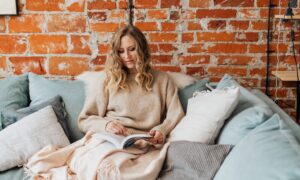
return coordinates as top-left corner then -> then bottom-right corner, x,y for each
0,0 -> 299,119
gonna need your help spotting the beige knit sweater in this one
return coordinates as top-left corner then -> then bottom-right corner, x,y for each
78,70 -> 184,138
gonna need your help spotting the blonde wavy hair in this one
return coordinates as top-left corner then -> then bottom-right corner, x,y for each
105,25 -> 153,91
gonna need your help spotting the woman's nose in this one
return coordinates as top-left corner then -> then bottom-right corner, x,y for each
124,51 -> 131,59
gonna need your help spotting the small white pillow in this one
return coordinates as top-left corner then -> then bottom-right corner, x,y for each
169,87 -> 239,144
0,106 -> 70,171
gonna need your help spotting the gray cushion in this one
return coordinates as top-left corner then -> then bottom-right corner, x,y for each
178,78 -> 209,112
0,167 -> 26,180
0,75 -> 29,130
158,141 -> 232,180
1,95 -> 71,140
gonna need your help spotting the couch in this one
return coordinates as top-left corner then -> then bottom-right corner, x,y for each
0,72 -> 300,180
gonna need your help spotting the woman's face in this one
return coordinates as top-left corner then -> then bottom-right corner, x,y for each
118,35 -> 138,72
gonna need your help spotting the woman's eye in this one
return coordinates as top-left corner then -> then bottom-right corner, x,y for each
129,47 -> 135,51
118,50 -> 124,54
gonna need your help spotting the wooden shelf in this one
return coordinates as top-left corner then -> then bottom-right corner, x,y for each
274,15 -> 300,19
272,70 -> 300,81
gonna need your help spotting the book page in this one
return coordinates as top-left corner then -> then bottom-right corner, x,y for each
122,134 -> 152,148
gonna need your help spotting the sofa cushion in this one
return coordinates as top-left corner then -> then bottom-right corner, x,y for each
158,141 -> 232,180
0,75 -> 29,130
29,73 -> 85,142
214,114 -> 300,180
216,106 -> 271,145
169,87 -> 239,144
1,95 -> 71,140
0,106 -> 70,171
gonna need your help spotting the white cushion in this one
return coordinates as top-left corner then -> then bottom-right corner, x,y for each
0,106 -> 70,171
169,87 -> 240,144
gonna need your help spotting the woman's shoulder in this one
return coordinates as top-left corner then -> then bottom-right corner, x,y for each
151,69 -> 169,80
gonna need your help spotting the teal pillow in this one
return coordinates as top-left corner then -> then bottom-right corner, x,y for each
217,106 -> 271,145
0,75 -> 29,130
178,78 -> 209,112
28,73 -> 85,142
214,114 -> 300,180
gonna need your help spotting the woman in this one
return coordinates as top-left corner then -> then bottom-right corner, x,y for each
78,25 -> 184,145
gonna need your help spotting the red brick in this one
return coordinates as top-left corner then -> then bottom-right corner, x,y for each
268,89 -> 288,98
197,32 -> 235,42
29,35 -> 67,54
88,12 -> 107,21
238,78 -> 259,87
135,0 -> 158,8
208,44 -> 247,53
70,35 -> 91,55
26,0 -> 64,11
148,10 -> 168,19
135,22 -> 158,31
153,66 -> 181,72
161,0 -> 181,8
8,15 -> 44,33
187,44 -> 205,53
110,11 -> 126,19
229,21 -> 249,30
0,35 -> 26,54
48,14 -> 86,33
170,11 -> 180,20
189,0 -> 210,7
161,22 -> 176,31
196,9 -> 236,18
207,66 -> 247,76
186,67 -> 205,76
91,56 -> 106,65
257,0 -> 269,7
0,17 -> 5,32
236,32 -> 259,42
182,33 -> 194,42
66,0 -> 85,12
217,56 -> 254,65
9,57 -> 46,75
119,0 -> 128,9
207,20 -> 226,30
49,57 -> 89,76
149,33 -> 177,42
90,23 -> 120,32
179,55 -> 210,65
249,68 -> 266,76
152,55 -> 172,63
87,0 -> 116,10
0,57 -> 6,70
214,0 -> 254,7
149,44 -> 159,53
250,21 -> 268,30
187,22 -> 202,30
98,44 -> 109,54
159,44 -> 177,53
239,9 -> 259,19
248,44 -> 266,53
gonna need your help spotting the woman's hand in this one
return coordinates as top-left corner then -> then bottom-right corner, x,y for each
148,130 -> 164,144
106,121 -> 127,136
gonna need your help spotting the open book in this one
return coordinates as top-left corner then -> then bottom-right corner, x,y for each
93,132 -> 152,149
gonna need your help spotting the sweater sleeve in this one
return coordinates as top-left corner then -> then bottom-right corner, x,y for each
151,78 -> 184,138
77,83 -> 110,133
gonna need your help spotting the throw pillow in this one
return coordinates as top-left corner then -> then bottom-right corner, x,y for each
216,106 -> 271,145
0,75 -> 29,130
169,87 -> 239,144
28,73 -> 85,142
0,106 -> 70,171
1,95 -> 71,140
178,78 -> 209,112
214,114 -> 300,180
158,141 -> 232,180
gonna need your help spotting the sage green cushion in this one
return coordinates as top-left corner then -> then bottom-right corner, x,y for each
28,73 -> 85,142
0,75 -> 29,130
0,167 -> 26,180
214,114 -> 300,180
178,78 -> 209,112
